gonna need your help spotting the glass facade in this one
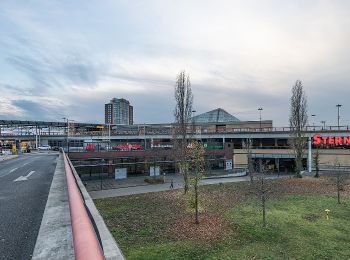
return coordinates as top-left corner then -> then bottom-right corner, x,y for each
191,108 -> 240,123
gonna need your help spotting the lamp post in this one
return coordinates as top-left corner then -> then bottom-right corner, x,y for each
191,110 -> 196,136
258,108 -> 263,130
336,104 -> 342,130
62,117 -> 69,153
321,120 -> 326,130
311,114 -> 316,130
100,159 -> 105,190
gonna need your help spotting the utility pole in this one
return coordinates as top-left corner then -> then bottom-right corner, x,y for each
258,107 -> 263,130
336,104 -> 342,130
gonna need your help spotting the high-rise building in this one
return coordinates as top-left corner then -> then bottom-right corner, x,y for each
105,98 -> 134,125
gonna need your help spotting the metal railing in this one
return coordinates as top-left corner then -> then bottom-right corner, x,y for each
63,151 -> 104,260
1,125 -> 350,138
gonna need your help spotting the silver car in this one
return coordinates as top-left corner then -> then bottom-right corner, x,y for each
38,145 -> 51,150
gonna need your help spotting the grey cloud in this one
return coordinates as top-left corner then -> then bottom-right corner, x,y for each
107,71 -> 173,88
4,37 -> 103,94
58,62 -> 98,86
11,100 -> 63,121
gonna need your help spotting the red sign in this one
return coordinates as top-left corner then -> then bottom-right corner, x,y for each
116,144 -> 142,149
313,134 -> 350,145
85,144 -> 95,150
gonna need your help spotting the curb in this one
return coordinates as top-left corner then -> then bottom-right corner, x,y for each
32,154 -> 74,260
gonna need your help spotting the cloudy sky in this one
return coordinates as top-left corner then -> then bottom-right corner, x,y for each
0,0 -> 349,126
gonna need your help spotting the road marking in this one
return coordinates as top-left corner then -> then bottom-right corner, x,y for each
9,168 -> 18,173
13,171 -> 36,182
26,171 -> 35,178
22,163 -> 29,166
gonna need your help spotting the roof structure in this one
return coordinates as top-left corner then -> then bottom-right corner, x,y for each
191,108 -> 240,123
0,120 -> 101,129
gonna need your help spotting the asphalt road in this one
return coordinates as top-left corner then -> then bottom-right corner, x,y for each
0,154 -> 58,260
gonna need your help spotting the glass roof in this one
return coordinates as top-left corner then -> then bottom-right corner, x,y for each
191,108 -> 240,123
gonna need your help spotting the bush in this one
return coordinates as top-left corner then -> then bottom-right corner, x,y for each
144,175 -> 165,184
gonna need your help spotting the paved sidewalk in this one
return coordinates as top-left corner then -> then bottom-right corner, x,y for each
89,175 -> 255,199
0,155 -> 18,161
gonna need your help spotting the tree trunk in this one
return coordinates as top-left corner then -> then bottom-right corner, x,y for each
262,194 -> 266,227
296,153 -> 303,178
337,174 -> 341,204
184,171 -> 189,194
315,168 -> 319,178
195,181 -> 199,224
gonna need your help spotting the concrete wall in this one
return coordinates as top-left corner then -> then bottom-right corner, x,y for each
234,148 -> 350,167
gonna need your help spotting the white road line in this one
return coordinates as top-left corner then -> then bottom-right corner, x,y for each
10,168 -> 18,173
26,171 -> 35,178
13,171 -> 36,182
14,176 -> 25,182
23,163 -> 29,166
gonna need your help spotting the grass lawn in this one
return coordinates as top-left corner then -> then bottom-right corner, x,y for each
94,176 -> 350,259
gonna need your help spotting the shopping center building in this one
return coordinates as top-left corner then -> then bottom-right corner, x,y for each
1,108 -> 350,176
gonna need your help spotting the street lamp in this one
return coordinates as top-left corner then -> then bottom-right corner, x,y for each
336,104 -> 342,130
191,110 -> 196,135
62,117 -> 69,153
100,159 -> 105,190
311,114 -> 316,129
258,108 -> 263,130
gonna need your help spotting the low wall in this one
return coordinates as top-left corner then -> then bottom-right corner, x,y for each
234,149 -> 350,167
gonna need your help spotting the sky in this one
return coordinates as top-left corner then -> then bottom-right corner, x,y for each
0,0 -> 350,126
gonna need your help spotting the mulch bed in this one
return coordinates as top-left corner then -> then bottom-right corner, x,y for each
168,213 -> 231,241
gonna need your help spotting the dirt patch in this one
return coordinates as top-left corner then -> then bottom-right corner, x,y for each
302,213 -> 320,222
168,213 -> 231,241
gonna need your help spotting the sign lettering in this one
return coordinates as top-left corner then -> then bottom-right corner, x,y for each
116,144 -> 142,149
313,134 -> 350,145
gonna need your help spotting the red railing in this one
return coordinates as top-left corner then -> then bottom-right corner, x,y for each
63,152 -> 104,260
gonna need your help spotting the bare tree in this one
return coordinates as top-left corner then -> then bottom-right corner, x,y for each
259,177 -> 269,227
173,71 -> 193,193
249,171 -> 272,227
187,140 -> 205,224
245,137 -> 255,183
289,80 -> 308,178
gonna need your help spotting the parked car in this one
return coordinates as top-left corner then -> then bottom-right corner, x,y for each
38,145 -> 51,150
52,146 -> 59,151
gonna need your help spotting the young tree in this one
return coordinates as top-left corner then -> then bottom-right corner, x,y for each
173,71 -> 193,193
289,80 -> 308,178
313,148 -> 320,178
187,140 -> 205,224
334,160 -> 344,204
259,177 -> 269,227
245,137 -> 255,183
249,170 -> 272,228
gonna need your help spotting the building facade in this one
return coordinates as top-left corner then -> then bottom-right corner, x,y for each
105,98 -> 133,125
